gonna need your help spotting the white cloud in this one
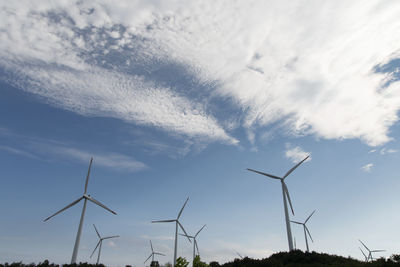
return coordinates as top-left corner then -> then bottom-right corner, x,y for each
285,144 -> 311,163
0,145 -> 38,159
47,146 -> 147,172
2,1 -> 400,147
380,147 -> 398,155
361,163 -> 374,172
108,240 -> 117,248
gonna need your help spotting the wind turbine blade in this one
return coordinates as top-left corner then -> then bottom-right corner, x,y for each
87,196 -> 117,215
359,240 -> 370,252
195,224 -> 206,237
150,240 -> 153,252
371,250 -> 386,252
290,220 -> 303,225
195,240 -> 200,255
177,197 -> 189,219
236,252 -> 243,259
177,221 -> 191,243
93,224 -> 101,238
359,247 -> 367,259
103,235 -> 119,240
152,219 -> 175,223
246,169 -> 282,180
179,233 -> 193,238
283,155 -> 309,179
283,182 -> 294,215
90,240 -> 101,258
44,196 -> 83,221
305,210 -> 316,223
154,252 -> 166,256
144,254 -> 152,263
84,157 -> 93,194
305,226 -> 313,242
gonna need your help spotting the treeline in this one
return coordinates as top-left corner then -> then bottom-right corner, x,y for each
209,250 -> 400,267
0,260 -> 104,267
2,251 -> 400,267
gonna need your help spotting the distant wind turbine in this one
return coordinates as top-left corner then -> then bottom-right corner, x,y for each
152,197 -> 191,267
290,210 -> 316,252
236,252 -> 244,259
90,224 -> 119,265
144,240 -> 165,264
359,240 -> 386,262
247,155 -> 309,251
180,224 -> 206,264
44,157 -> 117,264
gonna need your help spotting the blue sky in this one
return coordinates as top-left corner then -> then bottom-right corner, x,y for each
1,1 -> 400,266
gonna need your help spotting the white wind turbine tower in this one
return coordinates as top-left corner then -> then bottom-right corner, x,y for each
247,155 -> 309,251
152,197 -> 191,267
180,224 -> 206,265
144,240 -> 165,264
359,240 -> 386,262
90,224 -> 119,265
290,210 -> 315,252
44,157 -> 117,264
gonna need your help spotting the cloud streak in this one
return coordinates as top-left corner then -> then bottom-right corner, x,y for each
285,144 -> 311,163
361,163 -> 374,172
1,1 -> 400,147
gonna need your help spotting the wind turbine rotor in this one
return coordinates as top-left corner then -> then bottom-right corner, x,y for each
177,197 -> 189,219
246,169 -> 282,180
44,196 -> 84,221
85,195 -> 117,215
84,157 -> 93,194
283,155 -> 309,179
282,182 -> 294,215
144,253 -> 153,263
305,210 -> 316,224
195,224 -> 206,237
90,240 -> 101,258
305,226 -> 313,242
103,235 -> 119,240
93,224 -> 101,239
152,219 -> 176,223
177,221 -> 191,243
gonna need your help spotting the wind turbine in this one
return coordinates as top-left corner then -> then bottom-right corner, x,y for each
247,155 -> 309,251
144,240 -> 165,264
290,210 -> 316,252
359,240 -> 386,262
180,224 -> 206,264
90,224 -> 119,265
44,157 -> 117,264
359,247 -> 368,262
152,197 -> 191,267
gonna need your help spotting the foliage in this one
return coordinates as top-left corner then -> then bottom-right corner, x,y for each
163,263 -> 172,267
174,257 -> 189,267
391,255 -> 400,263
210,250 -> 400,267
193,256 -> 209,267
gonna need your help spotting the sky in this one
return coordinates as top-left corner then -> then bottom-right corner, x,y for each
1,0 -> 400,266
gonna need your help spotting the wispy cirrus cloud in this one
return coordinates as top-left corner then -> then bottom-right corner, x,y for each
361,163 -> 374,172
2,1 -> 400,148
0,128 -> 147,172
285,144 -> 311,163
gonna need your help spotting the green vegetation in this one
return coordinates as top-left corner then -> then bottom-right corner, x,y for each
2,252 -> 400,267
210,251 -> 400,267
